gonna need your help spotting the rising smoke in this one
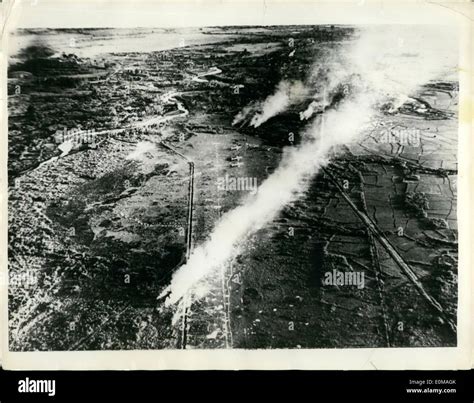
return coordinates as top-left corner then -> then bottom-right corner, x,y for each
232,80 -> 308,127
249,80 -> 308,127
299,100 -> 320,120
160,25 -> 457,308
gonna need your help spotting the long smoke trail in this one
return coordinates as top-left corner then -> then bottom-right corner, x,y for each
162,96 -> 371,307
160,25 -> 457,307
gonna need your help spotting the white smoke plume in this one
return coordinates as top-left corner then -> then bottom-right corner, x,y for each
162,95 -> 372,308
232,101 -> 260,126
299,100 -> 320,120
249,80 -> 308,127
160,25 -> 457,308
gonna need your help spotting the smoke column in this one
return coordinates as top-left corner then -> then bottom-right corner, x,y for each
160,25 -> 457,307
249,80 -> 308,127
232,102 -> 260,126
300,100 -> 320,120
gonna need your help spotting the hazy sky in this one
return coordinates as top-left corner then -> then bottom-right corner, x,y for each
6,0 -> 465,29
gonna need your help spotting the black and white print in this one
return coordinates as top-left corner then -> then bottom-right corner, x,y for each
8,22 -> 459,351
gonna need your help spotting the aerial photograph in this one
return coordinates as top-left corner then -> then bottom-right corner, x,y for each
8,24 -> 458,351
